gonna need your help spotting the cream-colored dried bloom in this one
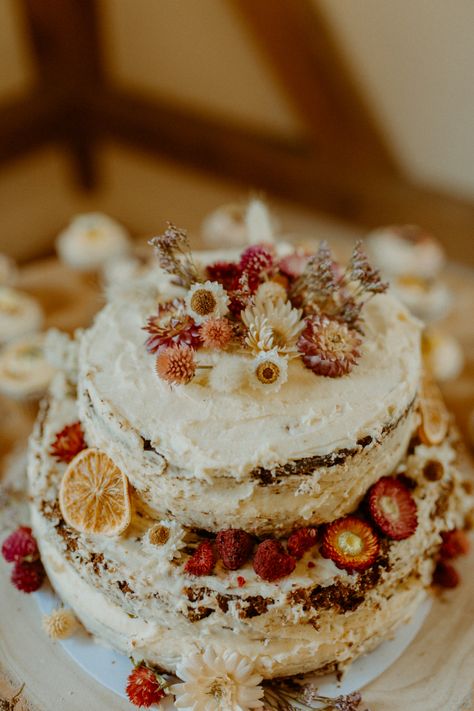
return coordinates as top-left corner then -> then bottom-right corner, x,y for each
172,648 -> 264,711
185,281 -> 229,324
42,608 -> 78,640
209,354 -> 248,393
254,281 -> 287,306
142,519 -> 187,562
242,298 -> 304,357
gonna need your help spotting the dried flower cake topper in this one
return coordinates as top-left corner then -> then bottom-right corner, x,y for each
144,216 -> 388,391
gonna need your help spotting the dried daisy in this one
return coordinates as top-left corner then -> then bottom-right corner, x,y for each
298,314 -> 361,377
155,344 -> 196,385
143,299 -> 201,353
172,649 -> 264,711
185,281 -> 229,324
200,317 -> 233,350
251,349 -> 288,392
149,222 -> 199,288
209,354 -> 248,392
143,520 -> 187,561
42,608 -> 78,640
254,280 -> 288,306
242,298 -> 304,357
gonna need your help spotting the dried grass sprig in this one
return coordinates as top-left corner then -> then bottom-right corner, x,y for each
149,222 -> 200,288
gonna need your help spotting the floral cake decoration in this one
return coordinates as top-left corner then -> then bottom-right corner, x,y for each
143,223 -> 388,391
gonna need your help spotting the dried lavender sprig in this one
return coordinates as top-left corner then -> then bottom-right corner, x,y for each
345,241 -> 388,297
290,240 -> 338,305
148,222 -> 200,288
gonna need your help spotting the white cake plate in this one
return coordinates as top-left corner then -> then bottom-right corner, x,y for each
34,584 -> 431,707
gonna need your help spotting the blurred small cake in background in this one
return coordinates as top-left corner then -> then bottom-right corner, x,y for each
366,224 -> 451,323
0,286 -> 43,345
43,328 -> 79,384
0,253 -> 18,286
422,327 -> 464,382
56,212 -> 131,271
201,198 -> 277,248
0,333 -> 55,403
101,253 -> 151,291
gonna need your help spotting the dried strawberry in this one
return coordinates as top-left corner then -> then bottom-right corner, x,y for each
216,528 -> 254,570
253,539 -> 296,582
320,516 -> 379,573
126,663 -> 167,707
432,561 -> 460,589
11,559 -> 45,593
368,476 -> 418,540
184,541 -> 215,576
440,530 -> 470,559
287,527 -> 318,560
2,526 -> 39,563
50,422 -> 87,464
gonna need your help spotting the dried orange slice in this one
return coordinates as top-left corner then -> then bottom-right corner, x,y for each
418,370 -> 449,446
59,448 -> 131,536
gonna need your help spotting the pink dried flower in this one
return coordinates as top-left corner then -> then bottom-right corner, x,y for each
298,314 -> 361,377
144,299 -> 201,353
155,344 -> 196,384
200,318 -> 233,350
279,252 -> 312,279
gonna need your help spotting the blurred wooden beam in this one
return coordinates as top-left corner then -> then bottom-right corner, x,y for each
231,0 -> 400,176
0,91 -> 62,162
91,88 -> 474,265
19,0 -> 102,188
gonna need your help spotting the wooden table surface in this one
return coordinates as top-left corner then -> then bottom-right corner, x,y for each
0,247 -> 473,711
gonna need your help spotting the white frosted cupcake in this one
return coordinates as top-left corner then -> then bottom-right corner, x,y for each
56,213 -> 131,271
392,275 -> 452,323
0,333 -> 56,403
201,199 -> 277,248
422,327 -> 464,382
367,224 -> 445,280
0,286 -> 43,345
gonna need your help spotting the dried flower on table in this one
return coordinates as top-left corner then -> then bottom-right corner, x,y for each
42,607 -> 78,640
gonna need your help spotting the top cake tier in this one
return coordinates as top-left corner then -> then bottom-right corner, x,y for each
77,245 -> 422,535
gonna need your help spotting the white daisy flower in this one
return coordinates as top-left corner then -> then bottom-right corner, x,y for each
185,281 -> 229,324
209,354 -> 248,393
242,298 -> 303,357
250,348 -> 288,393
172,648 -> 264,711
142,519 -> 187,562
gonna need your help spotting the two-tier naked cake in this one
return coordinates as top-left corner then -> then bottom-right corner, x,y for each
27,214 -> 473,696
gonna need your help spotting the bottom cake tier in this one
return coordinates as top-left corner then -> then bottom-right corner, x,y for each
28,375 -> 473,679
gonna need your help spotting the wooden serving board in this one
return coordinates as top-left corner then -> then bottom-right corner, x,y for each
0,250 -> 473,711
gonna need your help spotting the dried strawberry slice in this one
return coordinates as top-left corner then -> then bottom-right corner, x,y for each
184,541 -> 215,576
368,476 -> 418,540
320,516 -> 379,572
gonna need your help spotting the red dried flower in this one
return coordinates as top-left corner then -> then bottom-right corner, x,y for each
287,527 -> 318,560
298,314 -> 361,377
206,261 -> 242,291
440,530 -> 470,559
155,345 -> 196,385
216,528 -> 254,570
126,663 -> 167,707
239,245 -> 275,292
50,422 -> 87,464
11,559 -> 45,593
184,541 -> 216,576
144,299 -> 201,353
2,526 -> 39,563
253,539 -> 296,582
199,318 -> 233,350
